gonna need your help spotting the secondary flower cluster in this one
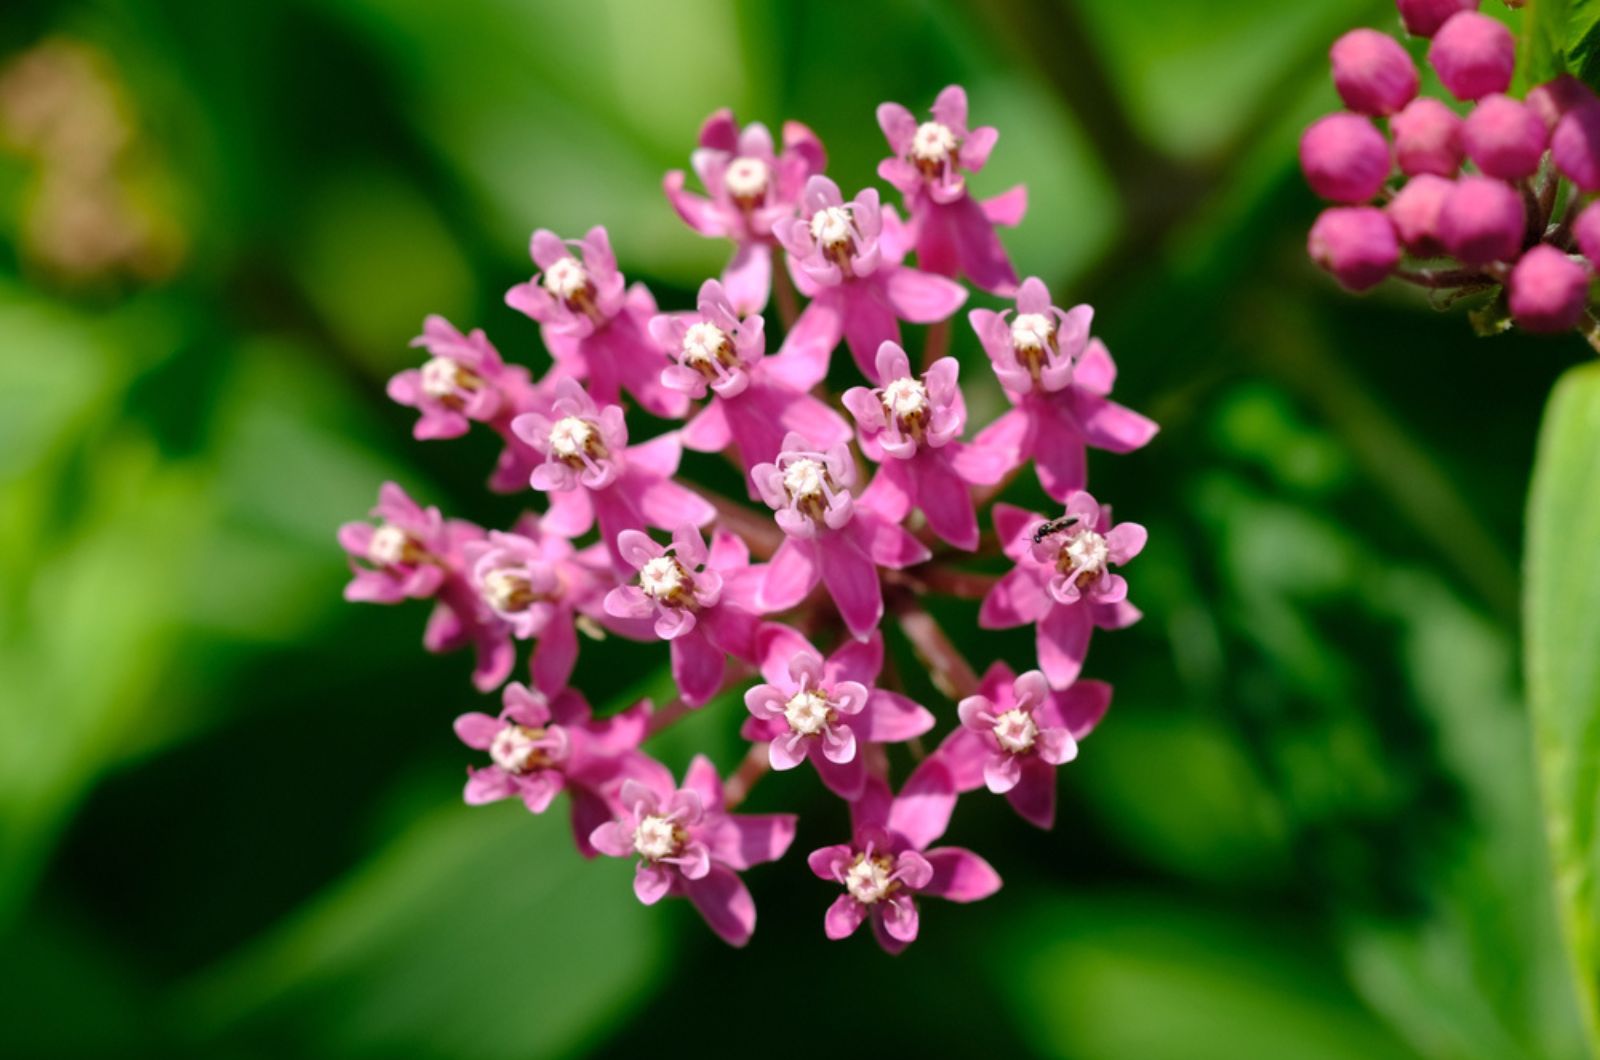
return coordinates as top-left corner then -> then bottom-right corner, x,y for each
341,86 -> 1156,949
1303,1 -> 1600,339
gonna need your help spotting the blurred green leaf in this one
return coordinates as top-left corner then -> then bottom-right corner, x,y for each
1523,0 -> 1571,88
1001,894 -> 1414,1060
1525,362 -> 1600,1052
184,804 -> 665,1060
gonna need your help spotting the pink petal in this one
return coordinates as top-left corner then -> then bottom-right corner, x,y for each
932,85 -> 969,131
826,631 -> 884,685
663,170 -> 729,237
944,194 -> 1018,294
722,242 -> 772,316
770,297 -> 842,391
818,535 -> 884,639
921,847 -> 1002,901
683,754 -> 724,812
681,401 -> 733,452
769,734 -> 808,771
813,742 -> 867,798
979,566 -> 1052,628
589,820 -> 636,858
530,615 -> 579,693
757,539 -> 819,611
634,861 -> 674,905
865,691 -> 935,742
876,101 -> 918,153
825,894 -> 867,940
1051,678 -> 1112,740
672,630 -> 725,706
1036,727 -> 1078,767
889,757 -> 957,851
911,453 -> 979,550
1075,392 -> 1159,454
464,768 -> 516,805
983,752 -> 1022,794
808,843 -> 855,881
1005,760 -> 1057,828
880,892 -> 920,943
684,863 -> 757,947
1036,604 -> 1092,688
453,712 -> 503,750
960,125 -> 999,171
982,185 -> 1028,226
710,813 -> 797,870
884,267 -> 968,323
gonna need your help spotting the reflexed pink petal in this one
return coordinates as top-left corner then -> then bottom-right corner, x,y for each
673,630 -> 725,706
757,539 -> 818,611
590,820 -> 636,858
684,863 -> 757,947
1036,727 -> 1078,767
1036,604 -> 1092,688
865,691 -> 935,742
662,170 -> 729,237
884,267 -> 968,323
880,892 -> 920,943
982,184 -> 1028,226
710,813 -> 797,870
827,631 -> 884,686
922,847 -> 1003,901
769,734 -> 808,770
453,712 -> 503,750
723,242 -> 772,316
819,723 -> 858,765
1051,678 -> 1112,740
818,535 -> 884,639
807,843 -> 855,881
813,742 -> 867,797
530,615 -> 579,693
979,566 -> 1052,628
983,752 -> 1022,794
961,125 -> 999,171
871,909 -> 912,955
912,453 -> 979,550
464,767 -> 516,805
1005,761 -> 1057,828
889,757 -> 957,850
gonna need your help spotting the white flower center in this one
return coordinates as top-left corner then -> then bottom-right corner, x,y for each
633,814 -> 680,860
638,555 -> 687,599
1065,529 -> 1109,576
911,121 -> 957,162
682,321 -> 728,367
993,708 -> 1039,754
548,416 -> 595,459
845,854 -> 895,904
782,457 -> 826,501
420,356 -> 465,398
784,690 -> 832,736
367,523 -> 412,566
809,205 -> 854,247
489,725 -> 541,773
883,377 -> 928,418
1011,313 -> 1054,352
482,568 -> 534,612
542,256 -> 589,300
724,156 -> 769,199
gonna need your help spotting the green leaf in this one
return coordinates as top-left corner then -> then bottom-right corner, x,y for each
1566,1 -> 1600,88
1523,0 -> 1572,88
1525,361 -> 1600,1052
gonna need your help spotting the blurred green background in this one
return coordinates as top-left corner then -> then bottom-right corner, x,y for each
0,0 -> 1591,1056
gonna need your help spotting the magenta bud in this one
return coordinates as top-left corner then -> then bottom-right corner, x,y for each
1575,202 -> 1600,269
1428,12 -> 1515,101
1391,98 -> 1465,176
1396,0 -> 1479,37
1300,113 -> 1392,202
1308,207 -> 1401,291
1508,244 -> 1590,332
1330,29 -> 1419,115
1462,94 -> 1548,179
1437,175 -> 1525,265
1553,102 -> 1600,191
1527,75 -> 1597,131
1386,173 -> 1454,255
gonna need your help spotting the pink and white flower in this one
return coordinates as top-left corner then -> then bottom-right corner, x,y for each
773,176 -> 968,382
511,378 -> 714,573
807,759 -> 1001,952
843,341 -> 1011,550
591,755 -> 796,947
877,84 -> 1026,294
980,496 -> 1147,688
650,279 -> 850,477
741,627 -> 933,798
941,663 -> 1110,829
663,110 -> 827,314
505,227 -> 688,419
970,279 -> 1157,500
603,526 -> 765,706
750,433 -> 931,638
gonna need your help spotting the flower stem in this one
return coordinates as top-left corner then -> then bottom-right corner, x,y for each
773,259 -> 800,331
723,744 -> 770,809
702,489 -> 784,557
897,606 -> 981,699
922,318 -> 950,371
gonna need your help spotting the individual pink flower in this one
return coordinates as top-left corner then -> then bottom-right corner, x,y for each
750,433 -> 931,638
980,496 -> 1146,688
590,755 -> 797,947
650,279 -> 850,477
505,227 -> 688,418
772,176 -> 967,382
462,519 -> 622,693
843,341 -> 1009,550
741,627 -> 934,798
969,280 -> 1157,499
511,378 -> 714,573
603,526 -> 765,706
455,683 -> 674,857
339,483 -> 514,691
807,759 -> 1000,953
942,664 -> 1110,829
876,84 -> 1025,294
663,109 -> 827,314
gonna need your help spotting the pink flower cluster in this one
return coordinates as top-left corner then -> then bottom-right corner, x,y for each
340,86 -> 1156,949
1302,1 -> 1600,337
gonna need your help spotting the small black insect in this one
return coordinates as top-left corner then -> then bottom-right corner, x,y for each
1031,515 -> 1080,543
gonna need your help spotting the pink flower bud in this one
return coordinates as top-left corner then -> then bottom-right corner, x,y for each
1428,12 -> 1515,101
1575,202 -> 1600,269
1300,113 -> 1391,203
1308,207 -> 1400,291
1553,101 -> 1600,191
1330,29 -> 1419,115
1391,97 -> 1465,176
1508,244 -> 1590,332
1462,94 -> 1548,179
1386,173 -> 1454,255
1527,74 -> 1596,131
1396,0 -> 1479,37
1437,175 -> 1525,265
